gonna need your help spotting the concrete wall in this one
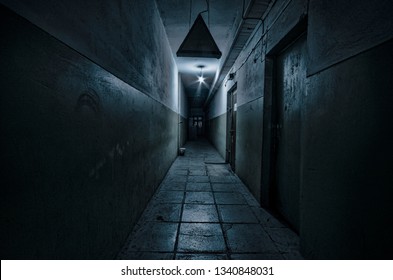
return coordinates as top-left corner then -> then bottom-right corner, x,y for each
302,39 -> 393,259
0,0 -> 180,259
301,0 -> 393,259
207,20 -> 266,200
206,75 -> 231,159
232,22 -> 265,201
179,82 -> 189,147
0,0 -> 179,111
207,0 -> 393,259
206,114 -> 227,159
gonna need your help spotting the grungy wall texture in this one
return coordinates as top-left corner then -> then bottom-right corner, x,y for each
0,0 -> 180,259
206,20 -> 265,200
233,22 -> 265,202
207,0 -> 393,259
0,0 -> 179,111
301,0 -> 393,258
236,98 -> 263,200
206,80 -> 228,160
301,39 -> 393,259
179,82 -> 189,148
206,114 -> 227,159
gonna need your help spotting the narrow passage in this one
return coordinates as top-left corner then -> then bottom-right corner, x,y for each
118,139 -> 302,260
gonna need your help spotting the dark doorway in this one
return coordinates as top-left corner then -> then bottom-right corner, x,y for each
271,33 -> 307,232
226,84 -> 237,171
189,115 -> 204,140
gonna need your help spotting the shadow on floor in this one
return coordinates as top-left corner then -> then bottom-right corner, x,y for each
117,139 -> 303,260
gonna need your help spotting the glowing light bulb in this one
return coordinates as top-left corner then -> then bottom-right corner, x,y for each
197,65 -> 205,83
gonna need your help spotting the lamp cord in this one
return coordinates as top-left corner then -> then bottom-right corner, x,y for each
195,0 -> 210,28
189,0 -> 192,29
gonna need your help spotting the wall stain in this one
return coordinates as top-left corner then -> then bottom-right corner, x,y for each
75,88 -> 101,115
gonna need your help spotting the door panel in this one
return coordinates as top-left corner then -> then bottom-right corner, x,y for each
226,86 -> 237,171
274,34 -> 307,232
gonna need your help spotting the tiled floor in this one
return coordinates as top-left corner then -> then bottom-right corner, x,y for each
117,139 -> 303,260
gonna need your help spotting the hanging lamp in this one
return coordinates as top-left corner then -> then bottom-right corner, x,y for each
176,13 -> 222,59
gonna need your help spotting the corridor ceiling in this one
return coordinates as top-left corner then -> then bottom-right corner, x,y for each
155,0 -> 271,109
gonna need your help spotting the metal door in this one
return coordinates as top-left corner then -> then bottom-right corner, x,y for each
273,34 -> 307,232
226,86 -> 237,171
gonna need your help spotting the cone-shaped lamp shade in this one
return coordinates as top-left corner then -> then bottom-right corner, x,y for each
177,14 -> 222,59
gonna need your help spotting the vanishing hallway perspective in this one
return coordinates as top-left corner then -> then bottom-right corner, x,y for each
117,139 -> 303,260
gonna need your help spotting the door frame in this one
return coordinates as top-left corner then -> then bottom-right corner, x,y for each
260,18 -> 307,217
226,83 -> 237,171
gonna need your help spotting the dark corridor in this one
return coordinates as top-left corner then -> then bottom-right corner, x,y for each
117,139 -> 301,260
1,0 -> 393,261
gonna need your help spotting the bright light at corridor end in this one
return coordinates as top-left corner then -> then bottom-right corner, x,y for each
197,65 -> 205,84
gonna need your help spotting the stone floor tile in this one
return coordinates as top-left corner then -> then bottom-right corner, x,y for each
164,175 -> 188,183
177,223 -> 226,252
170,164 -> 189,169
210,176 -> 235,183
118,139 -> 304,260
186,182 -> 211,191
189,169 -> 207,176
206,163 -> 230,170
230,176 -> 242,183
224,224 -> 279,253
207,167 -> 232,176
241,191 -> 261,207
208,171 -> 229,177
189,160 -> 205,166
214,192 -> 247,205
211,183 -> 236,192
205,160 -> 225,165
176,254 -> 228,260
187,175 -> 210,183
125,222 -> 178,252
182,204 -> 219,222
171,169 -> 188,176
218,205 -> 259,223
154,191 -> 185,204
140,203 -> 182,222
170,163 -> 188,169
159,181 -> 186,191
250,207 -> 287,228
264,228 -> 300,253
185,192 -> 214,204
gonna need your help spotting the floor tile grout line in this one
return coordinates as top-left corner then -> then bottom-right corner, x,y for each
257,218 -> 286,259
119,140 -> 302,260
207,164 -> 232,260
172,163 -> 188,260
